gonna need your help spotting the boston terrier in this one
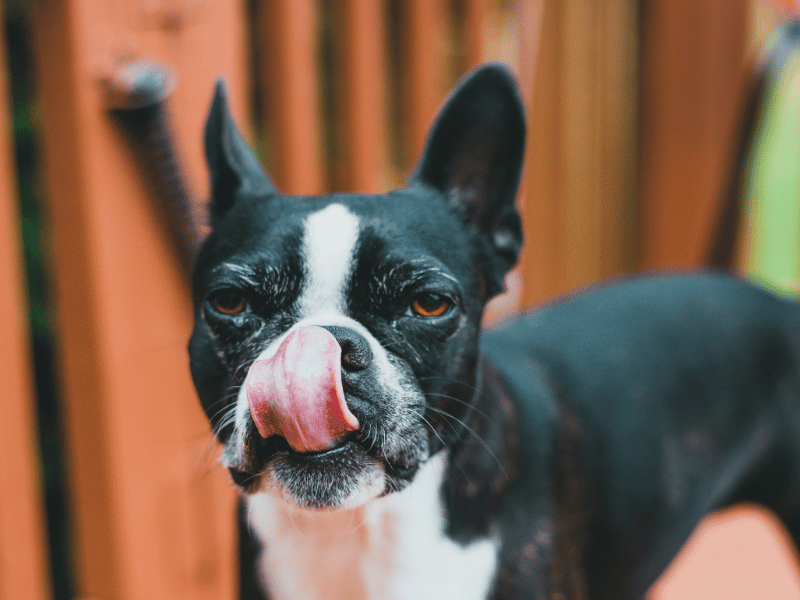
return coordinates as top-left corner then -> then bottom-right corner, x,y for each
189,63 -> 800,599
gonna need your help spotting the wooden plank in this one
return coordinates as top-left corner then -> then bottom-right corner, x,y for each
518,0 -> 560,307
489,0 -> 543,325
637,0 -> 749,269
463,0 -> 489,69
559,0 -> 603,290
597,0 -> 638,279
0,2 -> 52,596
256,0 -> 324,195
31,0 -> 241,598
517,0 -> 637,308
339,0 -> 387,193
404,0 -> 449,166
32,2 -> 121,593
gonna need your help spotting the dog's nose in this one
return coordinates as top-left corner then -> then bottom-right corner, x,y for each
320,326 -> 373,372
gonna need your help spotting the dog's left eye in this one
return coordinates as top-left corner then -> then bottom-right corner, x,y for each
410,293 -> 451,318
209,289 -> 247,315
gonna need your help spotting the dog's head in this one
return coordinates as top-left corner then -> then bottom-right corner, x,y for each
189,63 -> 525,509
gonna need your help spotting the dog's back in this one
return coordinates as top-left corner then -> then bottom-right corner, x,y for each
482,273 -> 800,598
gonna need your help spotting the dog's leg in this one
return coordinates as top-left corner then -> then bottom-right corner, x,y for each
765,434 -> 800,556
489,507 -> 590,600
779,358 -> 800,552
747,356 -> 800,554
776,510 -> 800,560
548,403 -> 591,600
487,403 -> 591,600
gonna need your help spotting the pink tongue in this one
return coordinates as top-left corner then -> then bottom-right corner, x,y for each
245,326 -> 359,453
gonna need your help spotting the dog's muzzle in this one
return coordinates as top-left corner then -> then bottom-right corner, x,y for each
245,326 -> 370,453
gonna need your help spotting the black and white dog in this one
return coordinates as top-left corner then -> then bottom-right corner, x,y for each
189,63 -> 800,599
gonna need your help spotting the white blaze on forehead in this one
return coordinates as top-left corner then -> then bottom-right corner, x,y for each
298,203 -> 360,317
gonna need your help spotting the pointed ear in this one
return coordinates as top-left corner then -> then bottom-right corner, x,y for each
410,63 -> 525,295
204,79 -> 278,225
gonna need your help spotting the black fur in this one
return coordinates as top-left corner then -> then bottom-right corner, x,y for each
190,63 -> 800,599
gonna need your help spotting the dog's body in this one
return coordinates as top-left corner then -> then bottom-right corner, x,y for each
189,64 -> 800,599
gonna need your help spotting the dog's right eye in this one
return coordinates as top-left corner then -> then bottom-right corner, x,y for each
209,290 -> 247,315
410,293 -> 452,318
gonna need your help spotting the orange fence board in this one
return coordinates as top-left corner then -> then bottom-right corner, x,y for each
31,0 -> 241,598
517,0 -> 637,308
638,0 -> 749,269
0,4 -> 52,597
463,0 -> 489,69
403,0 -> 449,166
339,0 -> 388,193
256,0 -> 324,196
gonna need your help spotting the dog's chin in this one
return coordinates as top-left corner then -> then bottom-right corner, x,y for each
223,418 -> 431,509
230,441 -> 391,510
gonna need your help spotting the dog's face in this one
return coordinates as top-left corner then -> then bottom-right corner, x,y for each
189,64 -> 525,509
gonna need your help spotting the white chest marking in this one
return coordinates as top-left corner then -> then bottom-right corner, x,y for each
246,453 -> 500,600
298,203 -> 361,318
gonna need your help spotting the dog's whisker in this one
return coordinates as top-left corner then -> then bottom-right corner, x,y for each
415,411 -> 450,453
209,399 -> 239,425
347,509 -> 372,535
418,376 -> 498,402
412,412 -> 475,487
202,387 -> 245,426
366,422 -> 379,454
229,359 -> 257,386
411,404 -> 462,445
423,405 -> 508,480
213,415 -> 238,439
194,434 -> 225,477
210,404 -> 239,433
234,469 -> 261,488
202,392 -> 237,417
423,391 -> 496,424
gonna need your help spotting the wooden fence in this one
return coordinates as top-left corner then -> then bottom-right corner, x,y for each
2,0 -> 800,598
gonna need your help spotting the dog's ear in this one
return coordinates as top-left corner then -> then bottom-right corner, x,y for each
205,79 -> 278,225
410,63 -> 525,295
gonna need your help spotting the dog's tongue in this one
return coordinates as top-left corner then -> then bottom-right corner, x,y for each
245,326 -> 359,453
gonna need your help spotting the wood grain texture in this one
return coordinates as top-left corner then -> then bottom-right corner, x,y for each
518,0 -> 637,308
31,0 -> 241,597
0,2 -> 52,595
638,0 -> 749,269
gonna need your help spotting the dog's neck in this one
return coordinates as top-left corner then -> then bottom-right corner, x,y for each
441,357 -> 520,541
245,358 -> 518,600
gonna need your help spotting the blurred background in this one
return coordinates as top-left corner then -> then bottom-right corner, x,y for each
3,0 -> 800,598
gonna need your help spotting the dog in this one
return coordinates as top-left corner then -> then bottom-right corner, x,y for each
188,63 -> 800,599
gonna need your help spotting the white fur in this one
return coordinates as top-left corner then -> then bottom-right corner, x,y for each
298,203 -> 361,317
246,452 -> 500,600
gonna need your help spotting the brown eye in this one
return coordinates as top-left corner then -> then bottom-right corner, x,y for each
411,294 -> 451,318
210,290 -> 247,315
